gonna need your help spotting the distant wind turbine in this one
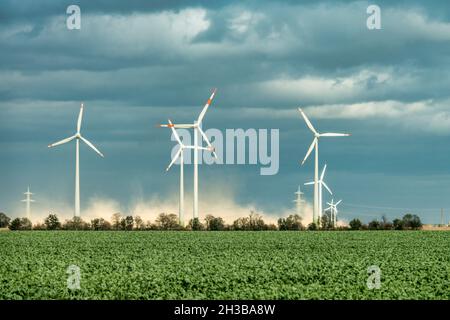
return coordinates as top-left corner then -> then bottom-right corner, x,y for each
160,89 -> 218,220
161,119 -> 213,226
326,199 -> 342,227
305,164 -> 332,224
48,103 -> 104,217
21,186 -> 35,220
298,108 -> 350,225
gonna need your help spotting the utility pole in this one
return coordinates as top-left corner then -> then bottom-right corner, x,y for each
21,186 -> 35,221
441,208 -> 444,227
293,185 -> 305,217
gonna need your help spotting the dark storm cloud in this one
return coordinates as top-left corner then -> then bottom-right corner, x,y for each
1,0 -> 450,108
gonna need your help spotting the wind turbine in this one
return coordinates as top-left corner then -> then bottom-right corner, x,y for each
48,103 -> 104,217
293,185 -> 305,217
160,89 -> 218,220
162,119 -> 213,227
21,186 -> 35,220
326,199 -> 342,227
305,164 -> 332,225
298,108 -> 350,225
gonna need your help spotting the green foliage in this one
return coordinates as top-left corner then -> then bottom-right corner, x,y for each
368,219 -> 381,230
63,216 -> 90,230
44,214 -> 61,230
320,213 -> 333,230
0,231 -> 448,299
8,217 -> 32,230
188,218 -> 204,231
232,212 -> 269,231
0,212 -> 11,228
349,218 -> 362,230
402,214 -> 422,230
278,214 -> 304,231
307,222 -> 318,231
205,215 -> 225,231
91,218 -> 112,231
393,218 -> 403,230
156,213 -> 181,230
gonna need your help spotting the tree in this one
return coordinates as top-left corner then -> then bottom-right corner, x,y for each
248,211 -> 267,231
307,222 -> 318,231
205,215 -> 225,231
20,218 -> 32,230
320,213 -> 333,230
0,212 -> 11,228
33,222 -> 47,230
122,216 -> 134,231
349,218 -> 362,230
402,214 -> 422,230
368,219 -> 381,230
232,217 -> 249,231
156,213 -> 181,230
44,214 -> 61,230
146,221 -> 158,230
278,214 -> 304,231
63,216 -> 90,230
91,218 -> 111,231
188,217 -> 204,231
393,218 -> 404,230
111,213 -> 122,230
8,217 -> 32,230
9,218 -> 22,230
134,215 -> 144,230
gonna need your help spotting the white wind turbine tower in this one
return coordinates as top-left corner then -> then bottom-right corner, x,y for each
305,164 -> 332,225
48,103 -> 104,217
298,108 -> 350,225
21,186 -> 35,220
325,199 -> 342,227
161,119 -> 213,226
160,89 -> 218,220
293,185 -> 305,217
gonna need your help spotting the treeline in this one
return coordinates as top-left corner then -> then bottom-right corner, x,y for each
0,211 -> 422,231
348,214 -> 422,230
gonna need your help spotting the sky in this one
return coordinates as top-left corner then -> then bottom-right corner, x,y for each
1,0 -> 450,224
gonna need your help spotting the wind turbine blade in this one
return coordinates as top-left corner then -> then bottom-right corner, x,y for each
185,146 -> 210,151
320,133 -> 350,137
80,136 -> 104,157
77,103 -> 84,133
336,200 -> 342,206
198,127 -> 217,158
197,88 -> 217,123
168,119 -> 183,146
320,164 -> 327,181
304,181 -> 314,185
48,135 -> 76,148
322,181 -> 332,195
173,124 -> 196,129
325,207 -> 332,211
301,138 -> 317,165
298,108 -> 318,135
166,148 -> 182,171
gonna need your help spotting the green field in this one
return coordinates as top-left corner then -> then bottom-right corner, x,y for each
0,231 -> 449,299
